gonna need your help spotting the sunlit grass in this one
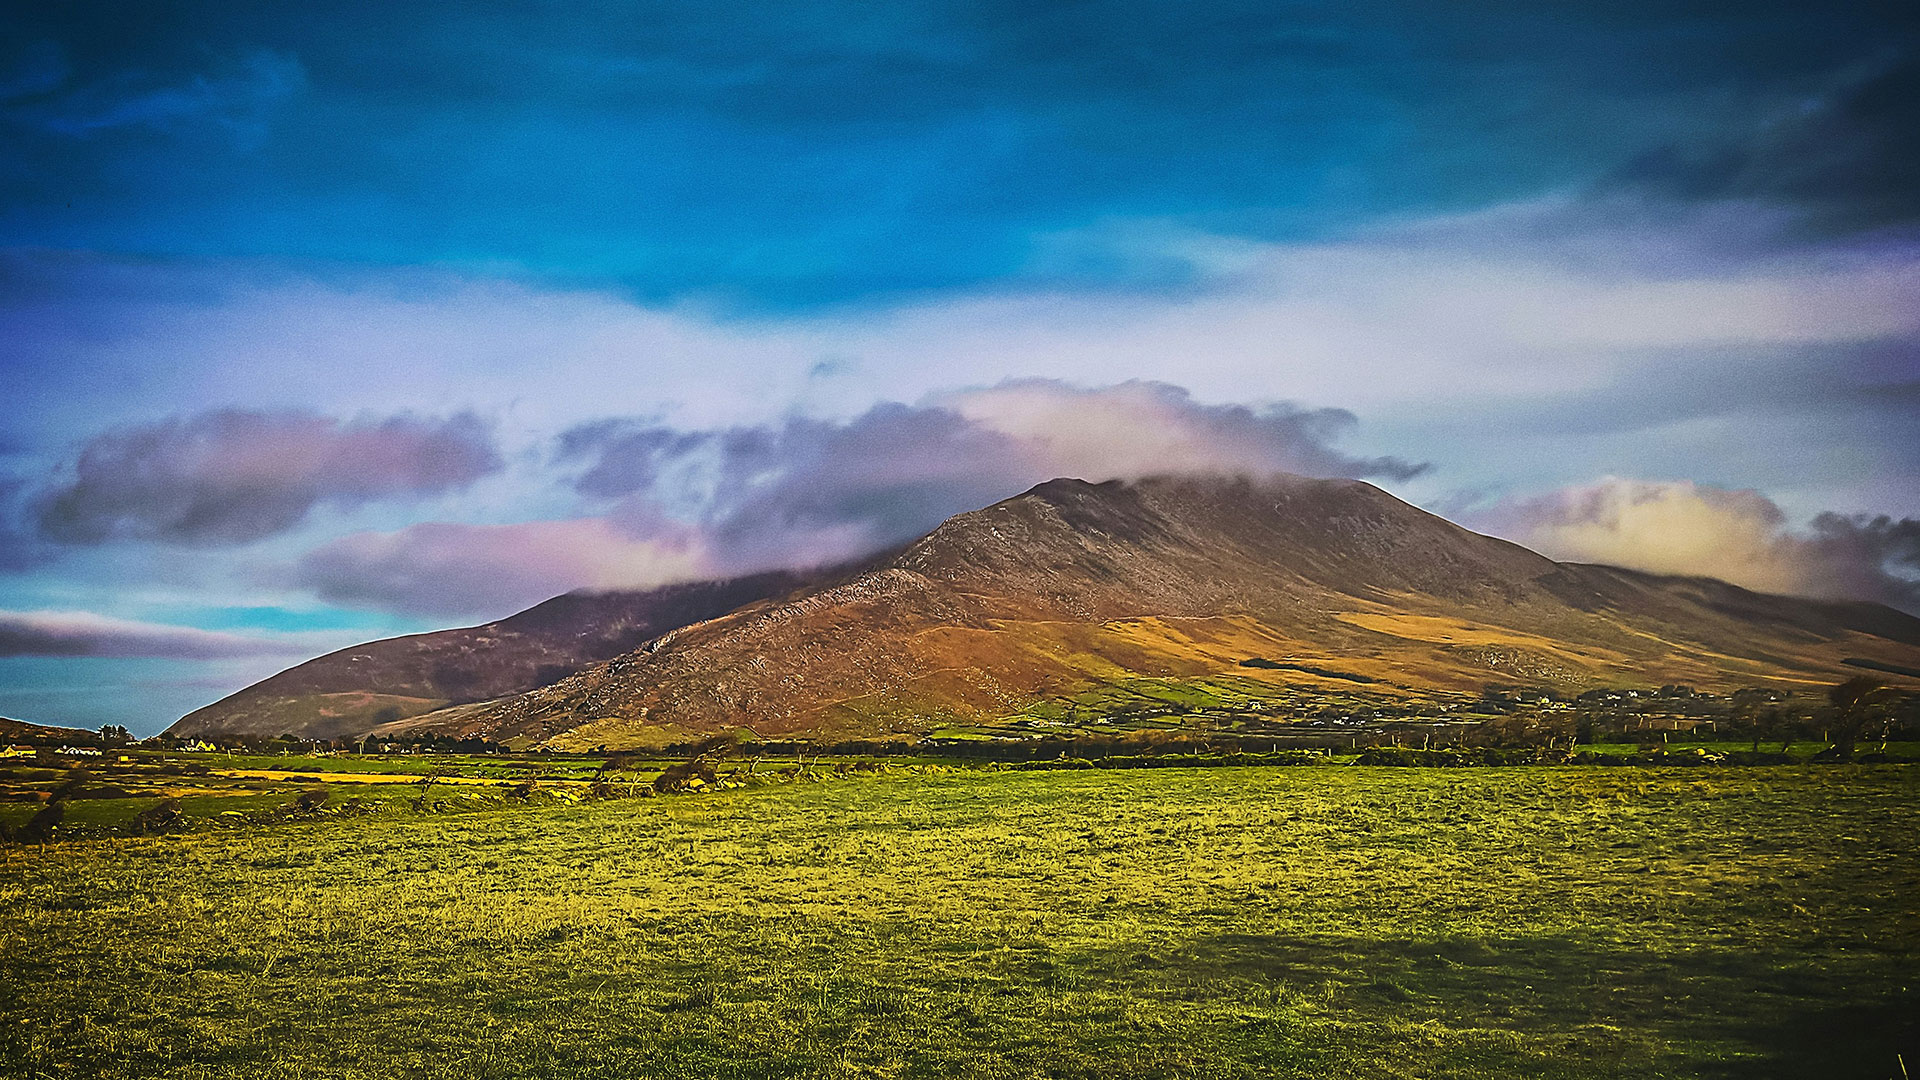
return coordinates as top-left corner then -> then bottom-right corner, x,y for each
3,766 -> 1915,1077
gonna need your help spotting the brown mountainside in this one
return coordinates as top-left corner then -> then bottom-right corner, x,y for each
1,716 -> 98,743
168,568 -> 828,739
422,475 -> 1920,748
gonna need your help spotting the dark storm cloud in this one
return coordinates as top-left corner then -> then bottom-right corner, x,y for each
6,0 -> 1914,304
559,379 -> 1427,573
1801,512 -> 1920,610
1610,52 -> 1920,232
35,409 -> 502,546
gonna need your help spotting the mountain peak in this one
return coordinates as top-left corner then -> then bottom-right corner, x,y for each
175,473 -> 1920,747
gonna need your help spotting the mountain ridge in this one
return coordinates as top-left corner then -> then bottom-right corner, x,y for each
171,474 -> 1920,746
425,475 -> 1920,747
169,566 -> 838,739
1,716 -> 100,743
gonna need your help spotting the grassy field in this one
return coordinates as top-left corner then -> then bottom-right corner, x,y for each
3,766 -> 1916,1078
0,751 -> 642,833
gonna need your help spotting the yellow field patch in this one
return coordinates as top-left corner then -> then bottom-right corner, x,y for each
542,720 -> 696,752
1336,611 -> 1557,647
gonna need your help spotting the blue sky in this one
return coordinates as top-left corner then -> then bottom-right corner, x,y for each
1,1 -> 1916,733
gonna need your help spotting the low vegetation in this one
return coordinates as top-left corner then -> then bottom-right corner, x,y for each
3,765 -> 1916,1078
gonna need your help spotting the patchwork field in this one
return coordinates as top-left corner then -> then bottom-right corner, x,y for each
3,766 -> 1916,1078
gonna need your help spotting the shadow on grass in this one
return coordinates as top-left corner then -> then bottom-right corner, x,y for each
1106,930 -> 1916,1079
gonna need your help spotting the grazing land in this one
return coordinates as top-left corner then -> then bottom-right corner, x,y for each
3,766 -> 1917,1079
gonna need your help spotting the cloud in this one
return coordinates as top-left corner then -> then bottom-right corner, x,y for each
564,378 -> 1426,575
34,409 -> 503,546
0,609 -> 316,659
9,0 -> 1916,306
15,48 -> 304,143
0,474 -> 52,571
1474,478 -> 1920,611
0,39 -> 67,102
944,379 -> 1427,481
293,518 -> 711,619
296,379 -> 1422,619
1610,53 -> 1920,232
3,203 -> 1914,618
1799,512 -> 1920,607
6,194 -> 1915,458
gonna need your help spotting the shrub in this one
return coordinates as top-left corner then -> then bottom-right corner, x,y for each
15,800 -> 64,844
128,799 -> 183,835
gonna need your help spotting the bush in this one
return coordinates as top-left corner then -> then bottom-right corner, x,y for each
15,800 -> 64,844
1718,750 -> 1793,766
654,759 -> 718,794
128,799 -> 183,835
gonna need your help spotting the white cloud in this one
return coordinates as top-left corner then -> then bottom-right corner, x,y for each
1474,477 -> 1920,609
12,195 -> 1917,447
5,197 -> 1916,621
936,379 -> 1421,481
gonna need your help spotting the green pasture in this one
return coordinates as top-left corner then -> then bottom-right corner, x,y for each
1576,740 -> 1920,762
152,752 -> 610,777
3,765 -> 1916,1078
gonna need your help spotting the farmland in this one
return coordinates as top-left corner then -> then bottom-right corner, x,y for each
3,764 -> 1917,1078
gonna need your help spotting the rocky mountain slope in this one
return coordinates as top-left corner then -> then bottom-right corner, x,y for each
0,716 -> 99,743
383,475 -> 1920,748
169,568 -> 828,739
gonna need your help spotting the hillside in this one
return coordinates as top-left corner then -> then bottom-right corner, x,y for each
416,475 -> 1920,748
0,716 -> 98,743
169,568 -> 829,739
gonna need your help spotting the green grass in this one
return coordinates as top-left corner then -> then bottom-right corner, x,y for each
1578,740 -> 1920,762
3,766 -> 1916,1078
155,751 -> 611,778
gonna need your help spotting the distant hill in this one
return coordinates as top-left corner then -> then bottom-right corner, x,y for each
174,475 -> 1920,748
169,568 -> 830,739
0,716 -> 97,743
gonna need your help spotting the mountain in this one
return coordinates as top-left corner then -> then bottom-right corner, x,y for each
168,568 -> 828,739
175,475 -> 1920,747
0,716 -> 99,743
402,475 -> 1918,748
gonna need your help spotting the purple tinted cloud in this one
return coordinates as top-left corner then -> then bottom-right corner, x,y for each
567,378 -> 1427,575
35,409 -> 502,546
1802,512 -> 1920,609
0,610 -> 311,660
291,380 -> 1426,619
293,518 -> 708,619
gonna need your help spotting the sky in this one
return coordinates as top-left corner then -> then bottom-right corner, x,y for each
0,0 -> 1916,734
